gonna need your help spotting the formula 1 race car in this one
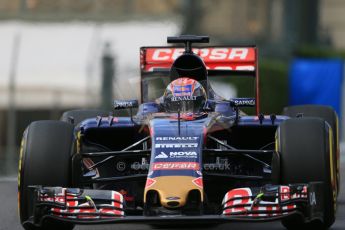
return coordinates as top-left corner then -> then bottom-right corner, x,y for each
18,35 -> 340,230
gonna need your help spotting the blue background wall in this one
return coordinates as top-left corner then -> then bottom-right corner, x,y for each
289,59 -> 344,118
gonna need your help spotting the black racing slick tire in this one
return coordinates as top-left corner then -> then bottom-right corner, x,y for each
18,121 -> 75,230
283,105 -> 340,193
276,118 -> 336,229
60,109 -> 108,125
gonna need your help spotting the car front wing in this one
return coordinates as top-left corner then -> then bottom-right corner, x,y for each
23,182 -> 325,228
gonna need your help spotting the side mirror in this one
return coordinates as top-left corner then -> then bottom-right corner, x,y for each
203,99 -> 216,112
228,98 -> 255,124
113,100 -> 139,110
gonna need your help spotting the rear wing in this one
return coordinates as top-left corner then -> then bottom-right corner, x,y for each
140,46 -> 260,114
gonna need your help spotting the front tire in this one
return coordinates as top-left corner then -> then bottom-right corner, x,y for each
283,105 -> 340,192
277,118 -> 336,229
18,121 -> 75,230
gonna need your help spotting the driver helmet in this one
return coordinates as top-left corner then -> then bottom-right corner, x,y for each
163,77 -> 207,113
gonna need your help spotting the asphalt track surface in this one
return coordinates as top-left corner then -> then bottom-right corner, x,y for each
1,148 -> 345,230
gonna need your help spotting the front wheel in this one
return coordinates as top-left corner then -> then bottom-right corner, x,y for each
18,121 -> 75,230
276,118 -> 336,229
283,105 -> 340,193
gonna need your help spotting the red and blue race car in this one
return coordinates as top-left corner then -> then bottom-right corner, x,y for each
18,35 -> 340,230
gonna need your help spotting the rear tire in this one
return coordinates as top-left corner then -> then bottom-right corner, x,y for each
60,109 -> 108,125
283,105 -> 340,192
18,121 -> 75,230
277,118 -> 336,229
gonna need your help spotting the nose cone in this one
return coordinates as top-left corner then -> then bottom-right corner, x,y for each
144,176 -> 203,208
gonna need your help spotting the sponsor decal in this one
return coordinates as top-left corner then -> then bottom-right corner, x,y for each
279,185 -> 307,201
148,48 -> 254,62
171,96 -> 196,101
155,152 -> 168,159
155,151 -> 197,159
113,100 -> 138,109
170,151 -> 197,158
192,177 -> 203,188
223,188 -> 252,215
145,178 -> 156,188
143,48 -> 256,71
222,187 -> 301,217
156,137 -> 198,141
173,84 -> 193,96
155,143 -> 198,148
231,98 -> 255,107
42,189 -> 124,218
153,162 -> 199,170
309,192 -> 317,205
280,186 -> 290,201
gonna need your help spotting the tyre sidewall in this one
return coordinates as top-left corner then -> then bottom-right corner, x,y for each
278,118 -> 335,228
18,121 -> 74,226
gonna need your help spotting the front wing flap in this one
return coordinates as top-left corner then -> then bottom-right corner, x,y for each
26,182 -> 324,227
32,187 -> 124,220
222,182 -> 324,222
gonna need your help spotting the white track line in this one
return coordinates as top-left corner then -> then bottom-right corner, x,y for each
0,177 -> 17,182
341,142 -> 345,163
